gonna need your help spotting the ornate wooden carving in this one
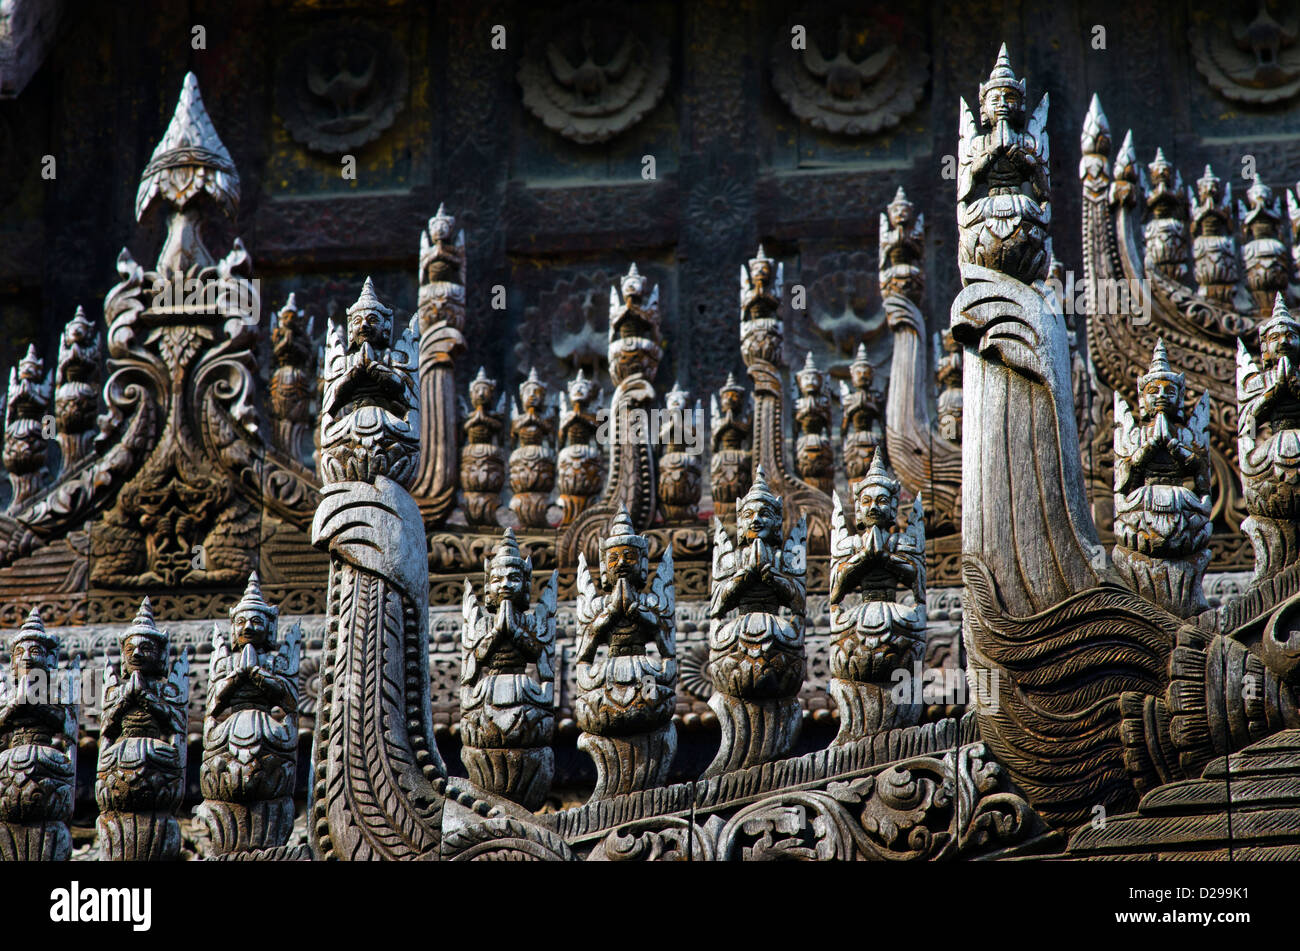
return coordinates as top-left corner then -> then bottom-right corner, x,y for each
195,572 -> 302,857
269,295 -> 316,465
95,598 -> 190,860
460,368 -> 506,529
1112,341 -> 1212,618
881,187 -> 961,532
828,455 -> 926,740
740,247 -> 832,551
657,383 -> 703,523
574,506 -> 677,800
709,373 -> 752,523
559,265 -> 662,565
703,469 -> 807,776
53,306 -> 101,474
556,369 -> 603,526
410,205 -> 467,528
508,369 -> 557,529
839,343 -> 883,489
0,611 -> 77,861
460,529 -> 557,809
3,346 -> 51,513
793,353 -> 834,495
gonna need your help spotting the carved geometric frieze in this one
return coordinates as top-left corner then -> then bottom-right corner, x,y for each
770,2 -> 929,137
275,18 -> 409,154
517,3 -> 670,144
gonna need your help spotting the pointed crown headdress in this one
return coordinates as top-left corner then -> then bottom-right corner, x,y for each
739,465 -> 783,519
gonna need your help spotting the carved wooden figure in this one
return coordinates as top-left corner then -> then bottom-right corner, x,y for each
1112,341 -> 1212,618
935,330 -> 963,444
794,353 -> 834,495
703,467 -> 807,777
460,367 -> 506,528
0,611 -> 78,861
740,246 -> 831,550
709,373 -> 752,522
508,368 -> 557,529
1239,179 -> 1292,312
411,204 -> 468,527
828,454 -> 926,741
53,305 -> 100,473
1238,295 -> 1300,586
95,598 -> 189,860
460,528 -> 558,809
556,369 -> 603,526
1141,147 -> 1191,284
3,346 -> 51,513
560,264 -> 664,563
269,294 -> 317,465
657,382 -> 703,522
311,277 -> 446,860
574,505 -> 676,800
1190,165 -> 1239,302
839,343 -> 884,488
196,571 -> 302,857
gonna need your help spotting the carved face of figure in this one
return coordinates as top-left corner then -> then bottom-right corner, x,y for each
748,259 -> 773,290
348,307 -> 388,349
486,563 -> 528,609
521,380 -> 546,411
122,634 -> 166,677
469,379 -> 496,409
855,482 -> 898,529
720,388 -> 744,413
603,543 -> 645,587
10,638 -> 55,675
850,361 -> 873,391
981,86 -> 1023,127
1139,378 -> 1182,421
1263,321 -> 1300,369
738,497 -> 782,544
232,608 -> 274,650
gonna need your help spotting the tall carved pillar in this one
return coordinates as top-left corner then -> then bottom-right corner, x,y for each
1238,295 -> 1300,584
560,265 -> 663,564
703,468 -> 807,777
657,382 -> 703,522
709,373 -> 752,523
1239,180 -> 1292,313
410,205 -> 468,528
840,344 -> 884,488
556,370 -> 603,526
828,455 -> 926,741
95,598 -> 189,861
53,306 -> 100,473
1190,165 -> 1239,302
196,572 -> 302,857
0,611 -> 78,861
460,368 -> 506,529
268,294 -> 316,464
741,247 -> 831,550
793,353 -> 834,495
1112,342 -> 1212,618
460,529 -> 557,809
3,345 -> 51,513
311,278 -> 446,860
508,368 -> 556,529
574,506 -> 677,800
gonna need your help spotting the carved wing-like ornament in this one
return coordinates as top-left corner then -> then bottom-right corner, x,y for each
646,547 -> 675,659
531,570 -> 559,683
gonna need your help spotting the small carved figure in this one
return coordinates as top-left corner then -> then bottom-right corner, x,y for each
957,44 -> 1051,286
704,467 -> 807,776
53,306 -> 101,473
1113,341 -> 1212,618
657,382 -> 703,522
794,353 -> 835,495
556,369 -> 603,525
460,529 -> 558,809
461,367 -> 507,528
1239,179 -> 1292,310
935,330 -> 963,444
3,345 -> 52,513
95,598 -> 190,861
828,454 -> 927,740
840,343 -> 884,486
1142,148 -> 1191,284
0,611 -> 78,860
574,505 -> 676,800
196,572 -> 302,856
709,373 -> 752,522
1190,165 -> 1239,302
269,294 -> 317,464
878,186 -> 925,302
509,368 -> 557,529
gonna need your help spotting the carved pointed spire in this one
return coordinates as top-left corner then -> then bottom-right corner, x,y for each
231,570 -> 277,621
1080,93 -> 1110,156
979,42 -> 1025,100
135,71 -> 239,223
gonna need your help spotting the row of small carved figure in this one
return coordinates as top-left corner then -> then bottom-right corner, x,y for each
0,454 -> 927,859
